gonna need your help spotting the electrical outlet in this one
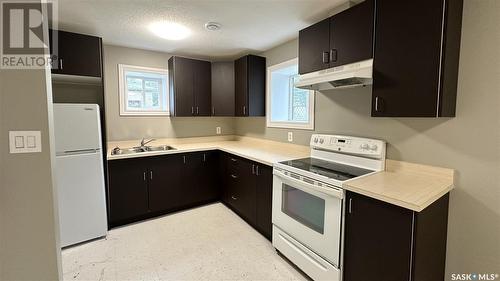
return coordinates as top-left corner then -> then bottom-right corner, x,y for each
287,132 -> 293,142
216,127 -> 222,135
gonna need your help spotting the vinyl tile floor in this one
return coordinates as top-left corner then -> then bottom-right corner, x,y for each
62,203 -> 308,281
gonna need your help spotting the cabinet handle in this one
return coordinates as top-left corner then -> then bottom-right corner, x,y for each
203,153 -> 206,162
183,155 -> 186,164
252,164 -> 255,174
322,51 -> 330,64
375,97 -> 380,112
143,172 -> 146,182
59,58 -> 63,70
330,49 -> 337,62
231,195 -> 238,200
230,174 -> 238,179
349,198 -> 353,214
191,106 -> 194,115
212,107 -> 215,115
196,106 -> 199,115
256,165 -> 260,176
243,105 -> 246,115
150,171 -> 153,180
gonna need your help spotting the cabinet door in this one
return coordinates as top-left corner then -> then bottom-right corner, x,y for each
235,159 -> 257,225
108,158 -> 149,225
194,151 -> 219,203
234,56 -> 248,116
49,29 -> 102,77
255,164 -> 273,240
329,0 -> 374,67
247,55 -> 266,116
148,155 -> 183,213
211,62 -> 235,116
194,60 -> 212,116
169,57 -> 194,116
371,0 -> 444,117
343,192 -> 413,281
179,153 -> 199,206
298,18 -> 331,74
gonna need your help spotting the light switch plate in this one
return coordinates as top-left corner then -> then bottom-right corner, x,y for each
9,131 -> 42,153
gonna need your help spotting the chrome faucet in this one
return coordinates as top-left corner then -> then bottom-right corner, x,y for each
140,138 -> 156,147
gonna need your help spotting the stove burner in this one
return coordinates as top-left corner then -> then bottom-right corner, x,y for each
279,157 -> 374,181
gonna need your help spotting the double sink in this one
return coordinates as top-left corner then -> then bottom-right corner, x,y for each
111,145 -> 176,155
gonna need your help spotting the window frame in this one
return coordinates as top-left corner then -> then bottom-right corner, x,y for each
266,58 -> 315,130
118,64 -> 170,116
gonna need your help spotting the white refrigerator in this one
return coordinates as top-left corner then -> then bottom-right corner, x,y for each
54,103 -> 107,247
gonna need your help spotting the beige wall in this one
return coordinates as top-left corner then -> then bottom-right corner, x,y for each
0,69 -> 61,278
103,45 -> 235,141
236,0 -> 500,275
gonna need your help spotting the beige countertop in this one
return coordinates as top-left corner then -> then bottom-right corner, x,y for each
108,136 -> 454,212
343,159 -> 455,212
107,136 -> 310,166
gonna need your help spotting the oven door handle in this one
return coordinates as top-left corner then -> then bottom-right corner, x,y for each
275,172 -> 344,199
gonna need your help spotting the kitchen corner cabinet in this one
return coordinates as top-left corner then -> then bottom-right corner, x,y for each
211,61 -> 235,116
235,55 -> 266,116
48,29 -> 102,77
298,0 -> 374,74
222,154 -> 273,240
168,56 -> 211,116
371,0 -> 463,117
343,191 -> 449,281
108,152 -> 219,227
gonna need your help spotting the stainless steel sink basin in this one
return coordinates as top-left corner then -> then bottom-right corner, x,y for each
145,145 -> 176,152
111,145 -> 176,155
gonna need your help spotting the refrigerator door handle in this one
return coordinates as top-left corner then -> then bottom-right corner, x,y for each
57,149 -> 100,156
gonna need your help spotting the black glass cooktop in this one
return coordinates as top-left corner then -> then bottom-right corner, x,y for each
279,157 -> 374,181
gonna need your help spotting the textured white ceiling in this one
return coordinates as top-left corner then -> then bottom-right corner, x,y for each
55,0 -> 347,59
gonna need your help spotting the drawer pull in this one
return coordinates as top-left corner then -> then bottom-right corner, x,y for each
230,158 -> 237,162
230,174 -> 238,179
231,196 -> 238,200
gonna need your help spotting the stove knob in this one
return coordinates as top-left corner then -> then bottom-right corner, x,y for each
314,138 -> 318,143
319,139 -> 324,144
361,144 -> 369,150
370,144 -> 378,151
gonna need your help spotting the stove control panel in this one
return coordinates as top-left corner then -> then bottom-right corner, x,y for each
310,134 -> 386,159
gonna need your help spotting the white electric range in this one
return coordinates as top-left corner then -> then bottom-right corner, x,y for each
272,134 -> 386,281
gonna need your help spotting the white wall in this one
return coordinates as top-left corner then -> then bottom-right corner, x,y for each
103,45 -> 235,141
236,0 -> 500,275
0,65 -> 61,280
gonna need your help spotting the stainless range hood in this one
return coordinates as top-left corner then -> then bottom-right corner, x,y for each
295,59 -> 373,91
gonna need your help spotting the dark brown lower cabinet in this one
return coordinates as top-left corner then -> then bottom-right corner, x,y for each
255,165 -> 273,240
343,191 -> 449,281
108,158 -> 149,224
221,153 -> 273,240
108,151 -> 219,227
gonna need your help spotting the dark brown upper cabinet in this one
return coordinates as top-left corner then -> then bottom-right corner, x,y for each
298,0 -> 374,74
372,0 -> 463,117
211,61 -> 235,116
234,55 -> 266,117
168,56 -> 211,117
299,18 -> 331,74
48,29 -> 103,77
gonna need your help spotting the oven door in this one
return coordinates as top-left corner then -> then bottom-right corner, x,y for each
272,169 -> 344,267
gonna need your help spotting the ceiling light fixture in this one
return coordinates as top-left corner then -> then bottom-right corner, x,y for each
205,22 -> 221,31
149,22 -> 191,40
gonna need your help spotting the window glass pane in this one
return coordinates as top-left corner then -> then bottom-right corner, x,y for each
282,184 -> 325,234
121,67 -> 168,114
269,63 -> 311,125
